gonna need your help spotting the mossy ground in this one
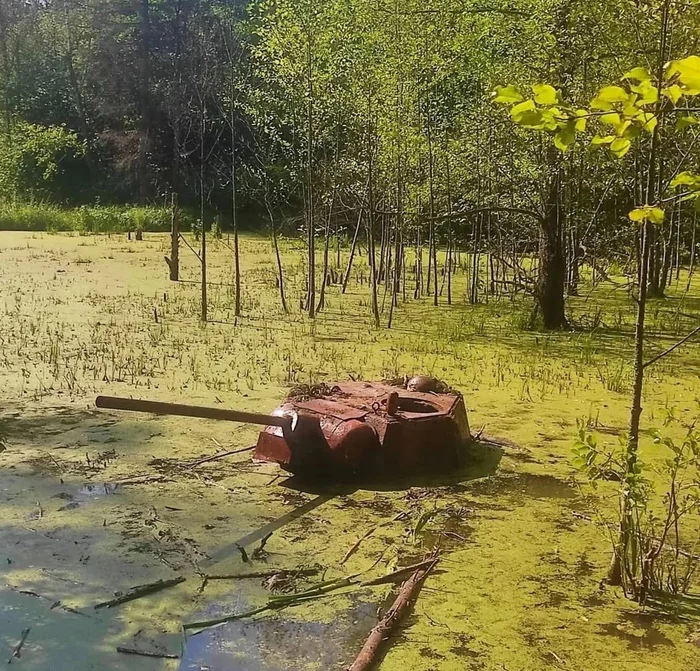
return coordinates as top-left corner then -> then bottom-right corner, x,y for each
0,231 -> 698,670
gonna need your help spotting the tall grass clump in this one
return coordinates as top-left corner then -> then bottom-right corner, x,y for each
75,205 -> 174,233
0,202 -> 186,233
0,202 -> 73,231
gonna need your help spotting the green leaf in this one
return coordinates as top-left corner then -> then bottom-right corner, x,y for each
574,109 -> 588,131
600,112 -> 621,126
518,109 -> 546,129
662,84 -> 683,104
627,208 -> 643,222
670,171 -> 700,189
622,124 -> 641,140
493,85 -> 524,104
630,80 -> 659,106
532,83 -> 558,106
510,99 -> 535,121
648,207 -> 665,224
666,55 -> 700,91
591,134 -> 615,145
623,67 -> 651,82
629,206 -> 665,224
591,86 -> 629,110
538,108 -> 560,131
623,102 -> 641,117
610,137 -> 631,158
616,120 -> 632,137
636,112 -> 657,133
676,115 -> 699,130
554,122 -> 576,152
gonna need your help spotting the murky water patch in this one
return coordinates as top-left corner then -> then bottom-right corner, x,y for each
181,599 -> 377,671
78,482 -> 120,498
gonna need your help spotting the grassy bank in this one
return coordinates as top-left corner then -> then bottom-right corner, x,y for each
0,202 -> 191,233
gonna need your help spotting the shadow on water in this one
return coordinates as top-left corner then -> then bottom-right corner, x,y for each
597,616 -> 675,650
645,591 -> 700,620
280,439 -> 504,496
203,493 -> 337,568
202,441 -> 502,567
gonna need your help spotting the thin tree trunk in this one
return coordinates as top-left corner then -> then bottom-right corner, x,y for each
367,127 -> 380,327
200,109 -> 207,323
168,192 -> 179,281
342,192 -> 366,293
231,85 -> 241,317
265,195 -> 287,313
536,160 -> 567,329
608,0 -> 670,588
675,199 -> 682,282
686,210 -> 697,292
306,33 -> 315,318
137,0 -> 151,205
446,153 -> 453,305
317,189 -> 336,312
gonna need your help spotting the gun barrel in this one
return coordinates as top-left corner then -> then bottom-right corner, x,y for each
95,396 -> 292,430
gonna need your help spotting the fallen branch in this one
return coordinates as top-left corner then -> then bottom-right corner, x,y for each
185,575 -> 358,631
184,445 -> 255,468
347,557 -> 439,671
116,647 -> 179,660
95,577 -> 185,609
643,325 -> 700,369
341,527 -> 377,565
360,558 -> 437,587
198,565 -> 321,595
203,567 -> 320,582
183,603 -> 272,631
8,628 -> 30,664
113,474 -> 166,486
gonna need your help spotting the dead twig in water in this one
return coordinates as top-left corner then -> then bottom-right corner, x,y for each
347,556 -> 439,671
203,567 -> 320,582
341,527 -> 377,565
8,628 -> 30,664
184,445 -> 255,469
113,474 -> 166,486
185,574 -> 359,631
41,450 -> 62,472
94,577 -> 186,609
340,510 -> 407,566
360,558 -> 438,587
116,647 -> 179,660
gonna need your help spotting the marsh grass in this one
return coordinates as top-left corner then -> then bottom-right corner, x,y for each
0,202 -> 193,233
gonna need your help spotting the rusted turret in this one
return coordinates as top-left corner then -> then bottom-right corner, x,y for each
96,377 -> 471,480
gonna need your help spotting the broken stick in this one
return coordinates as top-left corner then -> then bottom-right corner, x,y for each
8,628 -> 30,664
203,567 -> 319,582
95,577 -> 186,609
347,557 -> 439,671
184,445 -> 255,468
341,526 -> 377,565
116,646 -> 179,660
360,558 -> 437,587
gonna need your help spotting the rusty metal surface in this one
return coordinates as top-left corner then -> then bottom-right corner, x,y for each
294,399 -> 368,421
254,379 -> 471,478
96,378 -> 471,480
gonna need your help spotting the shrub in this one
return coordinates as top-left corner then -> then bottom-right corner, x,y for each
0,122 -> 90,202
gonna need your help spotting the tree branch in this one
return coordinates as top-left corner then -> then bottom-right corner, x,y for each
423,206 -> 543,223
643,325 -> 700,369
